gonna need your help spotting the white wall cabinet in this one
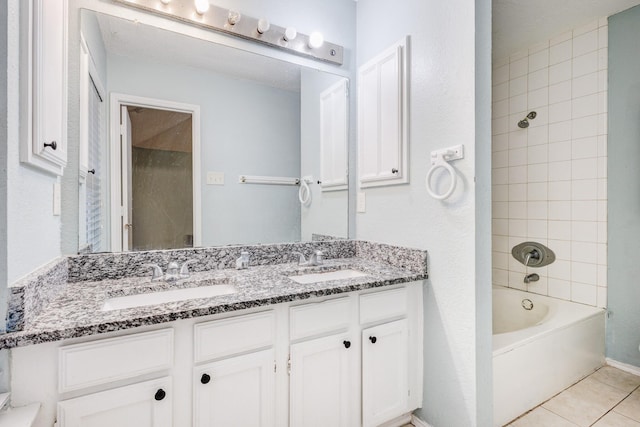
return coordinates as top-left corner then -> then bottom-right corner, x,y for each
194,349 -> 276,427
362,319 -> 409,427
10,283 -> 423,427
358,37 -> 408,188
57,377 -> 172,427
21,0 -> 68,175
289,332 -> 355,426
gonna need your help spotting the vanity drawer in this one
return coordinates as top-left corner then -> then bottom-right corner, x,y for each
194,311 -> 275,363
359,287 -> 408,324
58,329 -> 174,393
290,297 -> 351,341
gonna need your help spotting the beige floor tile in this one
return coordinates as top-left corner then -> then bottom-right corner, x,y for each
616,389 -> 640,422
591,366 -> 640,393
542,377 -> 629,427
508,407 -> 579,427
593,411 -> 640,427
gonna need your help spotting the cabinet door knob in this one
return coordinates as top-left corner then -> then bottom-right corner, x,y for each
391,168 -> 398,174
201,373 -> 211,384
88,169 -> 96,174
343,340 -> 351,349
154,389 -> 166,401
369,336 -> 377,344
43,141 -> 57,150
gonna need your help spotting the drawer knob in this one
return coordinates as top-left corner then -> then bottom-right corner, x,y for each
43,141 -> 57,150
343,340 -> 351,349
201,373 -> 211,384
391,168 -> 398,174
369,336 -> 377,344
154,389 -> 166,401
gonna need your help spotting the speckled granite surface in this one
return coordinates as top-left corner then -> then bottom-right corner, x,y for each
6,258 -> 68,333
1,240 -> 427,349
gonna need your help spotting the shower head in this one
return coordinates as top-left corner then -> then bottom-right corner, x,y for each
517,111 -> 537,129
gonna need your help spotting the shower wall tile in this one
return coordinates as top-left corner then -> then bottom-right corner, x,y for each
492,18 -> 608,308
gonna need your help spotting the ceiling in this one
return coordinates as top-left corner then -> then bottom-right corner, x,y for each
493,0 -> 640,60
95,13 -> 302,92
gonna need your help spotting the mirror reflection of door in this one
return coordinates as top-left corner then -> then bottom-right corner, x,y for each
119,105 -> 193,251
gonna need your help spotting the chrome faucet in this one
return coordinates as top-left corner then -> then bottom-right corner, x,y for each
292,250 -> 323,266
144,259 -> 197,281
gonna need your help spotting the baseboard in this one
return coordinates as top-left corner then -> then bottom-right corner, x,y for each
377,413 -> 412,427
606,358 -> 640,376
411,414 -> 434,427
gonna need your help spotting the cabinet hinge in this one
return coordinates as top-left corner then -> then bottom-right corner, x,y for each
287,355 -> 291,375
120,123 -> 126,135
274,361 -> 277,373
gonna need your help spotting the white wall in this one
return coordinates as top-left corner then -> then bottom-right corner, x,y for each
6,0 -> 61,285
491,19 -> 608,308
356,0 -> 492,425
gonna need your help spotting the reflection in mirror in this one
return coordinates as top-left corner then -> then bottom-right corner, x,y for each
77,10 -> 349,253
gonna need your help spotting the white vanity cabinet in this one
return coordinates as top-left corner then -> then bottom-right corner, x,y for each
192,311 -> 277,427
9,282 -> 423,427
21,0 -> 68,175
57,378 -> 173,427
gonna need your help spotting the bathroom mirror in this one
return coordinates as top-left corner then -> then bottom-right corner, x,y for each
77,9 -> 349,253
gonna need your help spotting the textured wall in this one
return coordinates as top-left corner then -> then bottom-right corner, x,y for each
356,0 -> 492,425
607,4 -> 640,368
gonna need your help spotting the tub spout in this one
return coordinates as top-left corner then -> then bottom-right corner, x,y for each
524,273 -> 539,284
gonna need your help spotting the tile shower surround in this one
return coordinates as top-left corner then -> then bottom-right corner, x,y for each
5,239 -> 428,335
492,18 -> 608,308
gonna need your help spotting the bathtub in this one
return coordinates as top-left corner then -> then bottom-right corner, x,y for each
492,286 -> 605,426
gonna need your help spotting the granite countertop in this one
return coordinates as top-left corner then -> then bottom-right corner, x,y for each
0,257 -> 426,349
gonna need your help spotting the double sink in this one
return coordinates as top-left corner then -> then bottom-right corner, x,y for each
101,268 -> 369,312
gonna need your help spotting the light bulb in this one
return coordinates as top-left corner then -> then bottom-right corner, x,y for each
283,27 -> 297,42
227,10 -> 241,25
160,0 -> 170,4
194,0 -> 209,14
257,19 -> 270,34
308,32 -> 324,49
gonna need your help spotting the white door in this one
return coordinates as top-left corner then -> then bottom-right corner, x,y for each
193,349 -> 276,427
362,319 -> 409,427
120,105 -> 133,251
57,377 -> 172,427
290,333 -> 354,427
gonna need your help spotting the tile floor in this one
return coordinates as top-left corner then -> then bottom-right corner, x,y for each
508,366 -> 640,426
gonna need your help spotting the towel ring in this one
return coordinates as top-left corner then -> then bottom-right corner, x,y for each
425,157 -> 457,200
298,179 -> 311,205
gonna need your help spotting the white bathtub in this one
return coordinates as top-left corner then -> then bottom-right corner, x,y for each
492,286 -> 605,426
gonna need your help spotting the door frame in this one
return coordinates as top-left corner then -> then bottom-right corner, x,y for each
109,93 -> 202,252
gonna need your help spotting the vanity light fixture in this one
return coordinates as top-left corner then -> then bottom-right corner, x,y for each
256,19 -> 270,35
227,10 -> 241,26
194,0 -> 209,15
308,32 -> 324,49
112,0 -> 344,65
283,27 -> 297,42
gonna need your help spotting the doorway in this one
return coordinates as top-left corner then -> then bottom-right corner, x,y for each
110,94 -> 201,252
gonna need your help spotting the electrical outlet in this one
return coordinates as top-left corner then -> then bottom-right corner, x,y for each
206,172 -> 225,185
357,192 -> 366,213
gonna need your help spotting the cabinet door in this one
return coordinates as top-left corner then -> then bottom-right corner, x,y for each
362,319 -> 409,427
193,349 -> 275,427
22,0 -> 68,175
290,333 -> 354,427
57,377 -> 172,427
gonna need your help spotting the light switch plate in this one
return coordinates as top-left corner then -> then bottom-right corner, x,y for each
206,172 -> 225,185
357,192 -> 366,213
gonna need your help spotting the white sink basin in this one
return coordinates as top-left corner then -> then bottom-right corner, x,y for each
289,269 -> 368,284
102,284 -> 237,311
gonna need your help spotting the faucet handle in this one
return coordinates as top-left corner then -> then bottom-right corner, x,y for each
292,251 -> 306,265
143,264 -> 164,281
180,259 -> 198,278
313,250 -> 323,265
